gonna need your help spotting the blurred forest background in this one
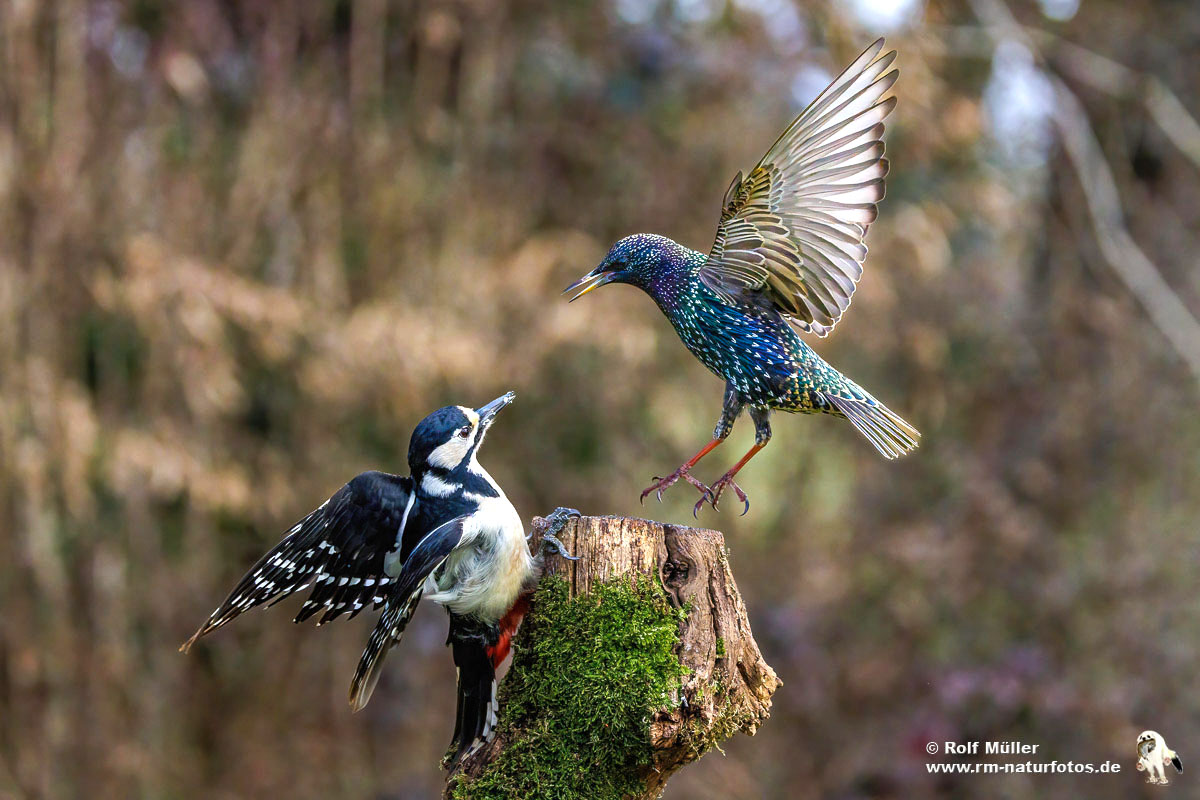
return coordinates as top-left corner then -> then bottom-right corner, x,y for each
2,0 -> 1199,798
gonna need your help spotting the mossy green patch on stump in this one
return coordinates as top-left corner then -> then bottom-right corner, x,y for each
450,575 -> 689,800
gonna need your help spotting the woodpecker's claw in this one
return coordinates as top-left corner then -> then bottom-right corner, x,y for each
544,506 -> 581,531
541,532 -> 580,561
540,507 -> 581,561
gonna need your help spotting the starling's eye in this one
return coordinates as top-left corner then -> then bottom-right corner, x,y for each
457,426 -> 472,439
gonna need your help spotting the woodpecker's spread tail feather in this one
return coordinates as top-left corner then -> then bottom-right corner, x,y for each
824,391 -> 919,459
447,618 -> 502,766
349,592 -> 422,712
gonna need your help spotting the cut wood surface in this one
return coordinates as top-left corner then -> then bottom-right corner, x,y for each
446,514 -> 781,799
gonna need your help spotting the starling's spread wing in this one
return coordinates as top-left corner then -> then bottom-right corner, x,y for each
700,39 -> 897,336
181,470 -> 415,650
348,515 -> 469,711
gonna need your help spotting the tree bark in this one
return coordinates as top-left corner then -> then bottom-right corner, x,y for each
445,514 -> 781,799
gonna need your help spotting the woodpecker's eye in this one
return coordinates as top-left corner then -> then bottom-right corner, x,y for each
457,426 -> 472,439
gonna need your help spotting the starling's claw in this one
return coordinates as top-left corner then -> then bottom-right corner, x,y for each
707,474 -> 749,515
641,466 -> 711,506
641,478 -> 665,505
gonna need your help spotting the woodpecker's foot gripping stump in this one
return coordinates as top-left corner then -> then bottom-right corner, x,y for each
445,514 -> 781,800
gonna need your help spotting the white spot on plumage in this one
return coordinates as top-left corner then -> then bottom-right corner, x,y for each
421,473 -> 459,497
384,492 -> 417,577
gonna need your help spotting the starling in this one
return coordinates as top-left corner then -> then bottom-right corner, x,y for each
565,39 -> 918,515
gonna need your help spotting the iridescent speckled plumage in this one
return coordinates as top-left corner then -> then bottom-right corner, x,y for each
566,39 -> 919,514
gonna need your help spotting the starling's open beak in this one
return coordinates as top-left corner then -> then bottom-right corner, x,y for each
564,268 -> 618,302
476,391 -> 516,428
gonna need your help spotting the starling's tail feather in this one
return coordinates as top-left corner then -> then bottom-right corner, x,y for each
824,392 -> 919,459
348,591 -> 421,712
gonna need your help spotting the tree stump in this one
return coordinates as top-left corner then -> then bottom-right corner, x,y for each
444,514 -> 781,800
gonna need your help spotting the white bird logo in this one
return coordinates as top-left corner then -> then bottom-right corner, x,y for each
1137,730 -> 1183,785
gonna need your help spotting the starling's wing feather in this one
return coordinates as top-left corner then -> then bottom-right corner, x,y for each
181,471 -> 415,650
348,515 -> 469,711
701,38 -> 897,336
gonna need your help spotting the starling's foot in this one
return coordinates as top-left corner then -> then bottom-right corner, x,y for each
640,467 -> 713,509
697,473 -> 750,516
540,507 -> 581,561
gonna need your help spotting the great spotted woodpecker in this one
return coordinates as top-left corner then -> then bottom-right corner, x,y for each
181,392 -> 578,764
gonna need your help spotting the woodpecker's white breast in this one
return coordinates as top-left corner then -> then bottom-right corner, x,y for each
424,462 -> 532,622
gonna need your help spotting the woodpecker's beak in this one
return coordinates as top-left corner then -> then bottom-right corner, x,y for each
476,391 -> 516,428
564,267 -> 618,302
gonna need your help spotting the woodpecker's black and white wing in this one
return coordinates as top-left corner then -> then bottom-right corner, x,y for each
700,38 -> 897,336
348,515 -> 470,711
182,470 -> 414,651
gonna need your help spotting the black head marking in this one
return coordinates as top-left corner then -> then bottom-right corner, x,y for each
408,406 -> 475,474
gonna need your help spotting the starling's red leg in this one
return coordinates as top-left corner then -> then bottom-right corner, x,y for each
640,437 -> 725,506
697,443 -> 765,517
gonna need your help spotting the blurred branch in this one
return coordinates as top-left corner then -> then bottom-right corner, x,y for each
1046,83 -> 1200,384
0,745 -> 34,800
966,0 -> 1200,386
1029,32 -> 1200,173
937,23 -> 1200,172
